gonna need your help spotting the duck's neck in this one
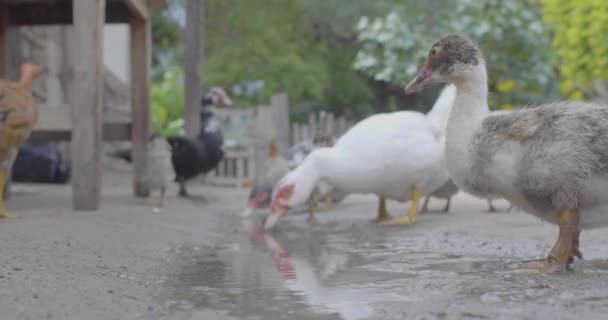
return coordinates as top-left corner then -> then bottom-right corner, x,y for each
445,65 -> 490,169
305,147 -> 347,183
290,148 -> 342,202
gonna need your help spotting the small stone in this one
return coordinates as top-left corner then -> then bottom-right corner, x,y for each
33,293 -> 38,299
108,289 -> 114,294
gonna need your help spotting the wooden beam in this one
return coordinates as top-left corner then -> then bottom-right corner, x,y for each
29,124 -> 132,143
124,0 -> 148,20
70,0 -> 106,210
7,2 -> 130,25
130,14 -> 151,197
0,3 -> 7,77
184,0 -> 203,136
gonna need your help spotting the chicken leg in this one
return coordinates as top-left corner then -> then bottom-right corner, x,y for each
386,186 -> 422,225
306,193 -> 319,225
420,196 -> 430,213
370,196 -> 392,223
178,177 -> 189,197
158,187 -> 166,208
511,209 -> 580,271
319,190 -> 334,210
421,196 -> 451,213
442,197 -> 451,212
486,199 -> 497,212
0,169 -> 15,219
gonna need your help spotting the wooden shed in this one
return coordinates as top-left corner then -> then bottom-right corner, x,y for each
0,0 -> 166,210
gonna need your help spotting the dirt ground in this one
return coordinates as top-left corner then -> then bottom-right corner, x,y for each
1,165 -> 608,320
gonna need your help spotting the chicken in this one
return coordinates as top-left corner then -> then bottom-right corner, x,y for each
111,87 -> 232,200
137,133 -> 174,208
242,142 -> 289,217
0,62 -> 41,218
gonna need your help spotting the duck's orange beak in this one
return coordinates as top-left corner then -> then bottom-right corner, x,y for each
404,60 -> 433,94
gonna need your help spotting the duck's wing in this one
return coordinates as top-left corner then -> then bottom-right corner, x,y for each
478,102 -> 608,210
336,111 -> 430,149
166,136 -> 205,178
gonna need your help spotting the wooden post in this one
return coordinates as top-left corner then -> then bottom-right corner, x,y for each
271,93 -> 289,156
130,14 -> 151,197
184,0 -> 203,136
1,4 -> 9,201
252,106 -> 272,183
70,0 -> 106,210
0,3 -> 7,77
326,112 -> 335,139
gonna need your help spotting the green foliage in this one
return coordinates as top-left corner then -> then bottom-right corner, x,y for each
354,0 -> 560,109
150,0 -> 184,80
203,0 -> 329,108
541,0 -> 608,99
150,66 -> 186,136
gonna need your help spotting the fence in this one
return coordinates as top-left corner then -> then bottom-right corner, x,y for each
291,110 -> 353,145
205,95 -> 353,187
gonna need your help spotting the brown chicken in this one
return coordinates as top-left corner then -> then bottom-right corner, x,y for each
0,63 -> 41,218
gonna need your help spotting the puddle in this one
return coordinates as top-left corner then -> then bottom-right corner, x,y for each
157,217 -> 608,320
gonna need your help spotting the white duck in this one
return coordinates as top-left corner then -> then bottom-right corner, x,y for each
264,85 -> 456,229
404,34 -> 608,270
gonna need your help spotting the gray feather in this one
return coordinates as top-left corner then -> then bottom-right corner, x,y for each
469,101 -> 608,213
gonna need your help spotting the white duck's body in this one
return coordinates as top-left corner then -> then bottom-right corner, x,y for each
273,111 -> 451,206
325,111 -> 448,201
264,85 -> 456,229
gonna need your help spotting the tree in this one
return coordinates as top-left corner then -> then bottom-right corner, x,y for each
150,0 -> 184,80
354,0 -> 560,110
541,0 -> 608,100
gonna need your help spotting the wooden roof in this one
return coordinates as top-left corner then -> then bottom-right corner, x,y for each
0,0 -> 166,25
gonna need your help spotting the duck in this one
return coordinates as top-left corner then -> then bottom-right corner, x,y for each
420,180 -> 513,213
420,179 -> 459,213
404,34 -> 608,270
263,85 -> 456,229
287,140 -> 348,215
111,87 -> 232,199
242,141 -> 290,217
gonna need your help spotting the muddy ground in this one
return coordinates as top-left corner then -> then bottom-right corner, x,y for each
1,168 -> 608,320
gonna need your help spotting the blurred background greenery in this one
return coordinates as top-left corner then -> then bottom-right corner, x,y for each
150,0 -> 608,135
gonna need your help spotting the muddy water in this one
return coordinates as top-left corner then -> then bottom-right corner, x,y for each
159,216 -> 608,320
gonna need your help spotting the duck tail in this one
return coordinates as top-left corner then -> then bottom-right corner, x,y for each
426,84 -> 456,132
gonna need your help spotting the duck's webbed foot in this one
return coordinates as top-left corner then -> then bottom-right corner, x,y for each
178,179 -> 189,197
385,186 -> 422,225
370,196 -> 392,223
509,209 -> 580,272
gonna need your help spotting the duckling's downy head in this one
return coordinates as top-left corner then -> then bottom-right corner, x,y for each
405,35 -> 483,94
